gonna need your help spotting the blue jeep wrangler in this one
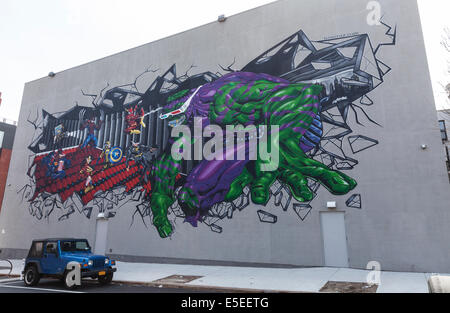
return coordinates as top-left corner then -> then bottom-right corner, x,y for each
22,238 -> 117,288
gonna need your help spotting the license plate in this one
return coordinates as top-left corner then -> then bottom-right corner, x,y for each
98,271 -> 106,276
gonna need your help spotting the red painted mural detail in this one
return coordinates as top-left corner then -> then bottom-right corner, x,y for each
125,105 -> 145,135
30,146 -> 175,206
0,149 -> 12,212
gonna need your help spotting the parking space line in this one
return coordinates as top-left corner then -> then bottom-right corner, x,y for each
0,278 -> 21,283
0,283 -> 85,293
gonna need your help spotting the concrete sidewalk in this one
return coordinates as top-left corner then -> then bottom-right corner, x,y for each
1,259 -> 446,293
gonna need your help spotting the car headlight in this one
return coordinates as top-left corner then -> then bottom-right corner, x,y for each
88,260 -> 93,267
105,258 -> 110,265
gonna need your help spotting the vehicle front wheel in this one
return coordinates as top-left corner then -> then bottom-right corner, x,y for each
23,265 -> 40,287
98,272 -> 113,285
63,271 -> 79,290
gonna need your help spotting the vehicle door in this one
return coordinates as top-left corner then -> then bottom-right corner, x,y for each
41,241 -> 61,274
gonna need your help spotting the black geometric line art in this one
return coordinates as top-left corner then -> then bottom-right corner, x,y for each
360,95 -> 374,106
293,204 -> 313,221
257,210 -> 278,224
132,203 -> 152,228
231,187 -> 250,211
346,194 -> 362,209
374,20 -> 397,54
210,224 -> 223,234
307,179 -> 321,195
21,20 -> 396,236
348,135 -> 379,154
83,207 -> 93,219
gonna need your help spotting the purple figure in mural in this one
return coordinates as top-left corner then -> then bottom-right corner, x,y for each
150,72 -> 357,237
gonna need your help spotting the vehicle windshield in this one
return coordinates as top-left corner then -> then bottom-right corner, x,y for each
60,240 -> 91,253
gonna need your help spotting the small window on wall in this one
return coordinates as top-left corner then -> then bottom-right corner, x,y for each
0,130 -> 4,156
439,120 -> 448,141
446,146 -> 450,176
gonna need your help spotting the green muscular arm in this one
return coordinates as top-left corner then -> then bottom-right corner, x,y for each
210,80 -> 356,204
150,143 -> 182,238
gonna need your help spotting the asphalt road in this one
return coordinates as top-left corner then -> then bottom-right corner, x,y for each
0,277 -> 206,293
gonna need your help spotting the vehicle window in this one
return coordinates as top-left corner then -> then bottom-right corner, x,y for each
61,240 -> 91,252
75,241 -> 90,251
439,120 -> 448,141
0,131 -> 4,149
28,242 -> 43,258
46,242 -> 57,254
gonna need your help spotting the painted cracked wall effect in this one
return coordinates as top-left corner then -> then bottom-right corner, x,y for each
20,23 -> 396,238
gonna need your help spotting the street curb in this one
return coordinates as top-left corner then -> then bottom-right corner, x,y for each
2,273 -> 308,293
0,274 -> 20,278
112,280 -> 306,293
0,277 -> 22,283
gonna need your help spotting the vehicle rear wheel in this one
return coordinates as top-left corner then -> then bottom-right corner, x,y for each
23,265 -> 40,287
98,272 -> 113,285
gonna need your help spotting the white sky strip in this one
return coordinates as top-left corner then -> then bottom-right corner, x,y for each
0,0 -> 448,122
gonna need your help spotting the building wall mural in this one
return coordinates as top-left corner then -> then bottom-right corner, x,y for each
20,23 -> 396,238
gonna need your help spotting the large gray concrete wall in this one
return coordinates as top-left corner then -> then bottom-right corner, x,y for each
1,0 -> 450,273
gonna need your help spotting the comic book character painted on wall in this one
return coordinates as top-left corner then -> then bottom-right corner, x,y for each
80,155 -> 96,193
150,72 -> 357,237
125,142 -> 158,185
22,23 -> 395,237
125,105 -> 146,135
42,150 -> 72,180
53,124 -> 66,150
79,109 -> 103,149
